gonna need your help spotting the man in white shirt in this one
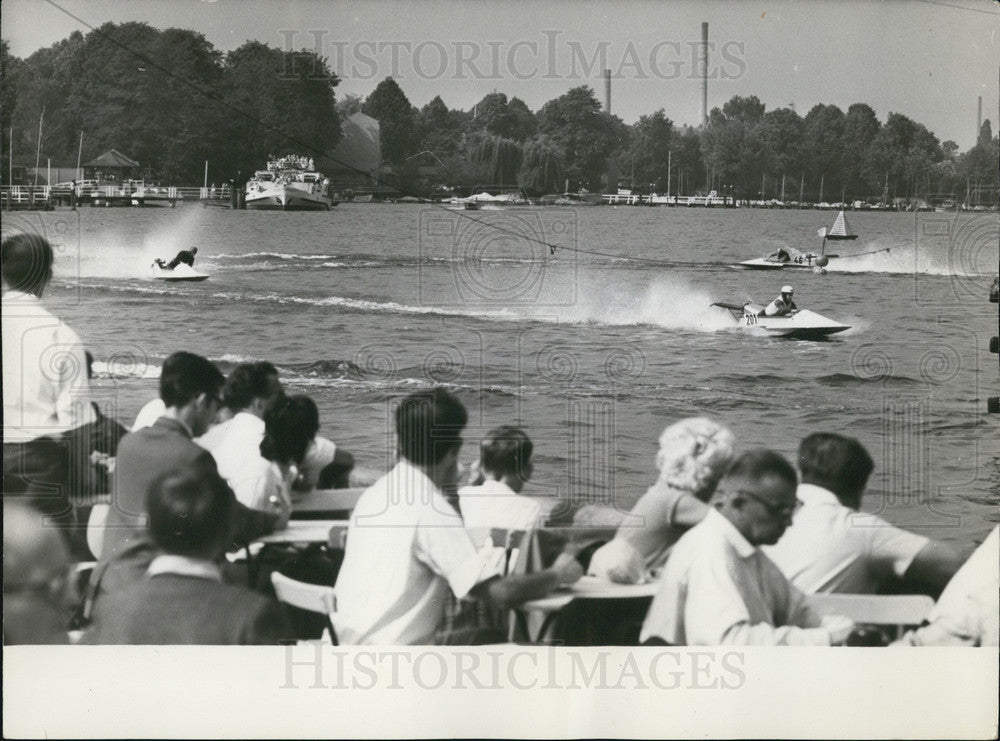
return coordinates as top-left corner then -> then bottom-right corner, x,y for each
640,449 -> 855,646
2,233 -> 96,517
459,425 -> 542,534
765,433 -> 962,597
196,361 -> 283,502
893,526 -> 999,647
334,389 -> 583,645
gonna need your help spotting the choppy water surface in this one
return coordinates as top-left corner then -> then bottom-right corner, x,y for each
6,204 -> 997,553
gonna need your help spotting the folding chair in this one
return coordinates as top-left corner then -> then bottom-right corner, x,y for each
270,571 -> 339,645
807,593 -> 935,641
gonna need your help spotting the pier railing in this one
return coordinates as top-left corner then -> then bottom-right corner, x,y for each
0,184 -> 235,208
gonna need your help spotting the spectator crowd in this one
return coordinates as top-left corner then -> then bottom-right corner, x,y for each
4,232 -> 997,649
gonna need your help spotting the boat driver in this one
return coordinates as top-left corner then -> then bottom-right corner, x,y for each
157,247 -> 198,270
763,285 -> 798,317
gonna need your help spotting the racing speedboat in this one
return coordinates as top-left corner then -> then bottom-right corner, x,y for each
711,301 -> 850,339
736,249 -> 837,271
151,263 -> 209,282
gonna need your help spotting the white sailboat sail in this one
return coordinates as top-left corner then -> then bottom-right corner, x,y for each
826,210 -> 857,240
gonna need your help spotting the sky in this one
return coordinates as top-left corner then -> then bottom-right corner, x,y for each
2,0 -> 998,148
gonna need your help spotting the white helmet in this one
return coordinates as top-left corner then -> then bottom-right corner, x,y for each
781,285 -> 794,294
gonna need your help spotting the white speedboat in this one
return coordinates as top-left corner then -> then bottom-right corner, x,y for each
244,155 -> 333,211
711,301 -> 850,339
737,249 -> 837,271
151,263 -> 209,282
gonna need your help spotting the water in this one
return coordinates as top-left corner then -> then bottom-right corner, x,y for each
5,204 -> 998,554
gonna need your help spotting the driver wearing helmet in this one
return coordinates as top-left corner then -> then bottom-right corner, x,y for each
763,286 -> 798,317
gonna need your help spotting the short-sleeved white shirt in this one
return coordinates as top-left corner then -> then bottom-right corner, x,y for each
640,509 -> 830,646
458,480 -> 542,533
334,460 -> 500,645
763,484 -> 929,594
2,290 -> 96,443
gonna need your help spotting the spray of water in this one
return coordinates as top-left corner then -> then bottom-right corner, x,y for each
71,208 -> 207,279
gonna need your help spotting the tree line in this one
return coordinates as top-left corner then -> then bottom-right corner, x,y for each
2,21 -> 996,202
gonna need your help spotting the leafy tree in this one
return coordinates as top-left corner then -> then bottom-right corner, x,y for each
700,96 -> 768,198
469,92 -> 536,141
842,103 -> 880,196
760,107 -> 804,186
221,40 -> 341,181
467,132 -> 522,187
625,109 -> 673,190
801,103 -> 846,200
518,136 -> 564,194
363,77 -> 414,165
336,93 -> 363,119
538,86 -> 621,190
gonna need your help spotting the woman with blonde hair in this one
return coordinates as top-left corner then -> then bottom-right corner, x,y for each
588,417 -> 735,584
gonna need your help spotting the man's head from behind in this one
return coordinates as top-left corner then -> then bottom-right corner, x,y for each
221,361 -> 282,417
479,425 -> 533,493
395,388 -> 467,488
1,233 -> 54,297
146,467 -> 235,561
715,449 -> 799,547
798,432 -> 874,508
3,502 -> 71,644
159,351 -> 225,436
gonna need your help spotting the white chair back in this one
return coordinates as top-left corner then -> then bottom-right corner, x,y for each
87,504 -> 110,560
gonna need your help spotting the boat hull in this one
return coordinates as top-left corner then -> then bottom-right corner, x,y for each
152,264 -> 209,282
244,184 -> 332,211
712,303 -> 850,339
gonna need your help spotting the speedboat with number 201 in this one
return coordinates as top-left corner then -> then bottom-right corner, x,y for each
711,301 -> 850,339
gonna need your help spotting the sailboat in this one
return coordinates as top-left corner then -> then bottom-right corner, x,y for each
821,210 -> 858,241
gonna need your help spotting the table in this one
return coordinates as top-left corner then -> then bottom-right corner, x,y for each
289,487 -> 366,520
255,520 -> 349,547
245,520 -> 349,585
514,576 -> 660,643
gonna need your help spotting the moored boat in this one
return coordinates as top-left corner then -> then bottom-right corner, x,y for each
244,155 -> 333,211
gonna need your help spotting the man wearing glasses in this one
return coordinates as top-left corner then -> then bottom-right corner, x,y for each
640,449 -> 854,646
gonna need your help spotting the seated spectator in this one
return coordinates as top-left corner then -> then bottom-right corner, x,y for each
3,232 -> 96,520
3,502 -> 72,645
334,388 -> 583,645
588,418 -> 735,583
289,398 -> 355,493
85,467 -> 291,644
230,395 -> 325,528
893,526 -> 999,647
764,433 -> 962,596
458,425 -> 542,534
197,361 -> 284,482
88,352 -> 279,612
131,397 -> 166,431
640,449 -> 855,646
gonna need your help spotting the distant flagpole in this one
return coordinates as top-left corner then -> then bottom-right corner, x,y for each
33,107 -> 44,187
76,131 -> 84,180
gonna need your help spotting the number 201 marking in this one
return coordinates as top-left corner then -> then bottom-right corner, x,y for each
745,314 -> 757,326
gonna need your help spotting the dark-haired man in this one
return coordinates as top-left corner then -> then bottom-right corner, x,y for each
89,352 -> 280,609
640,449 -> 854,646
764,432 -> 962,597
2,233 -> 96,517
334,389 -> 582,645
197,361 -> 283,492
86,468 -> 290,644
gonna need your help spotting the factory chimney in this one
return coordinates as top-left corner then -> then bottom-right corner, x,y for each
701,22 -> 709,126
978,95 -> 983,140
604,69 -> 612,113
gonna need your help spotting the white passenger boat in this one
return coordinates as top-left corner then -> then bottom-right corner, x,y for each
244,155 -> 334,211
711,301 -> 850,339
